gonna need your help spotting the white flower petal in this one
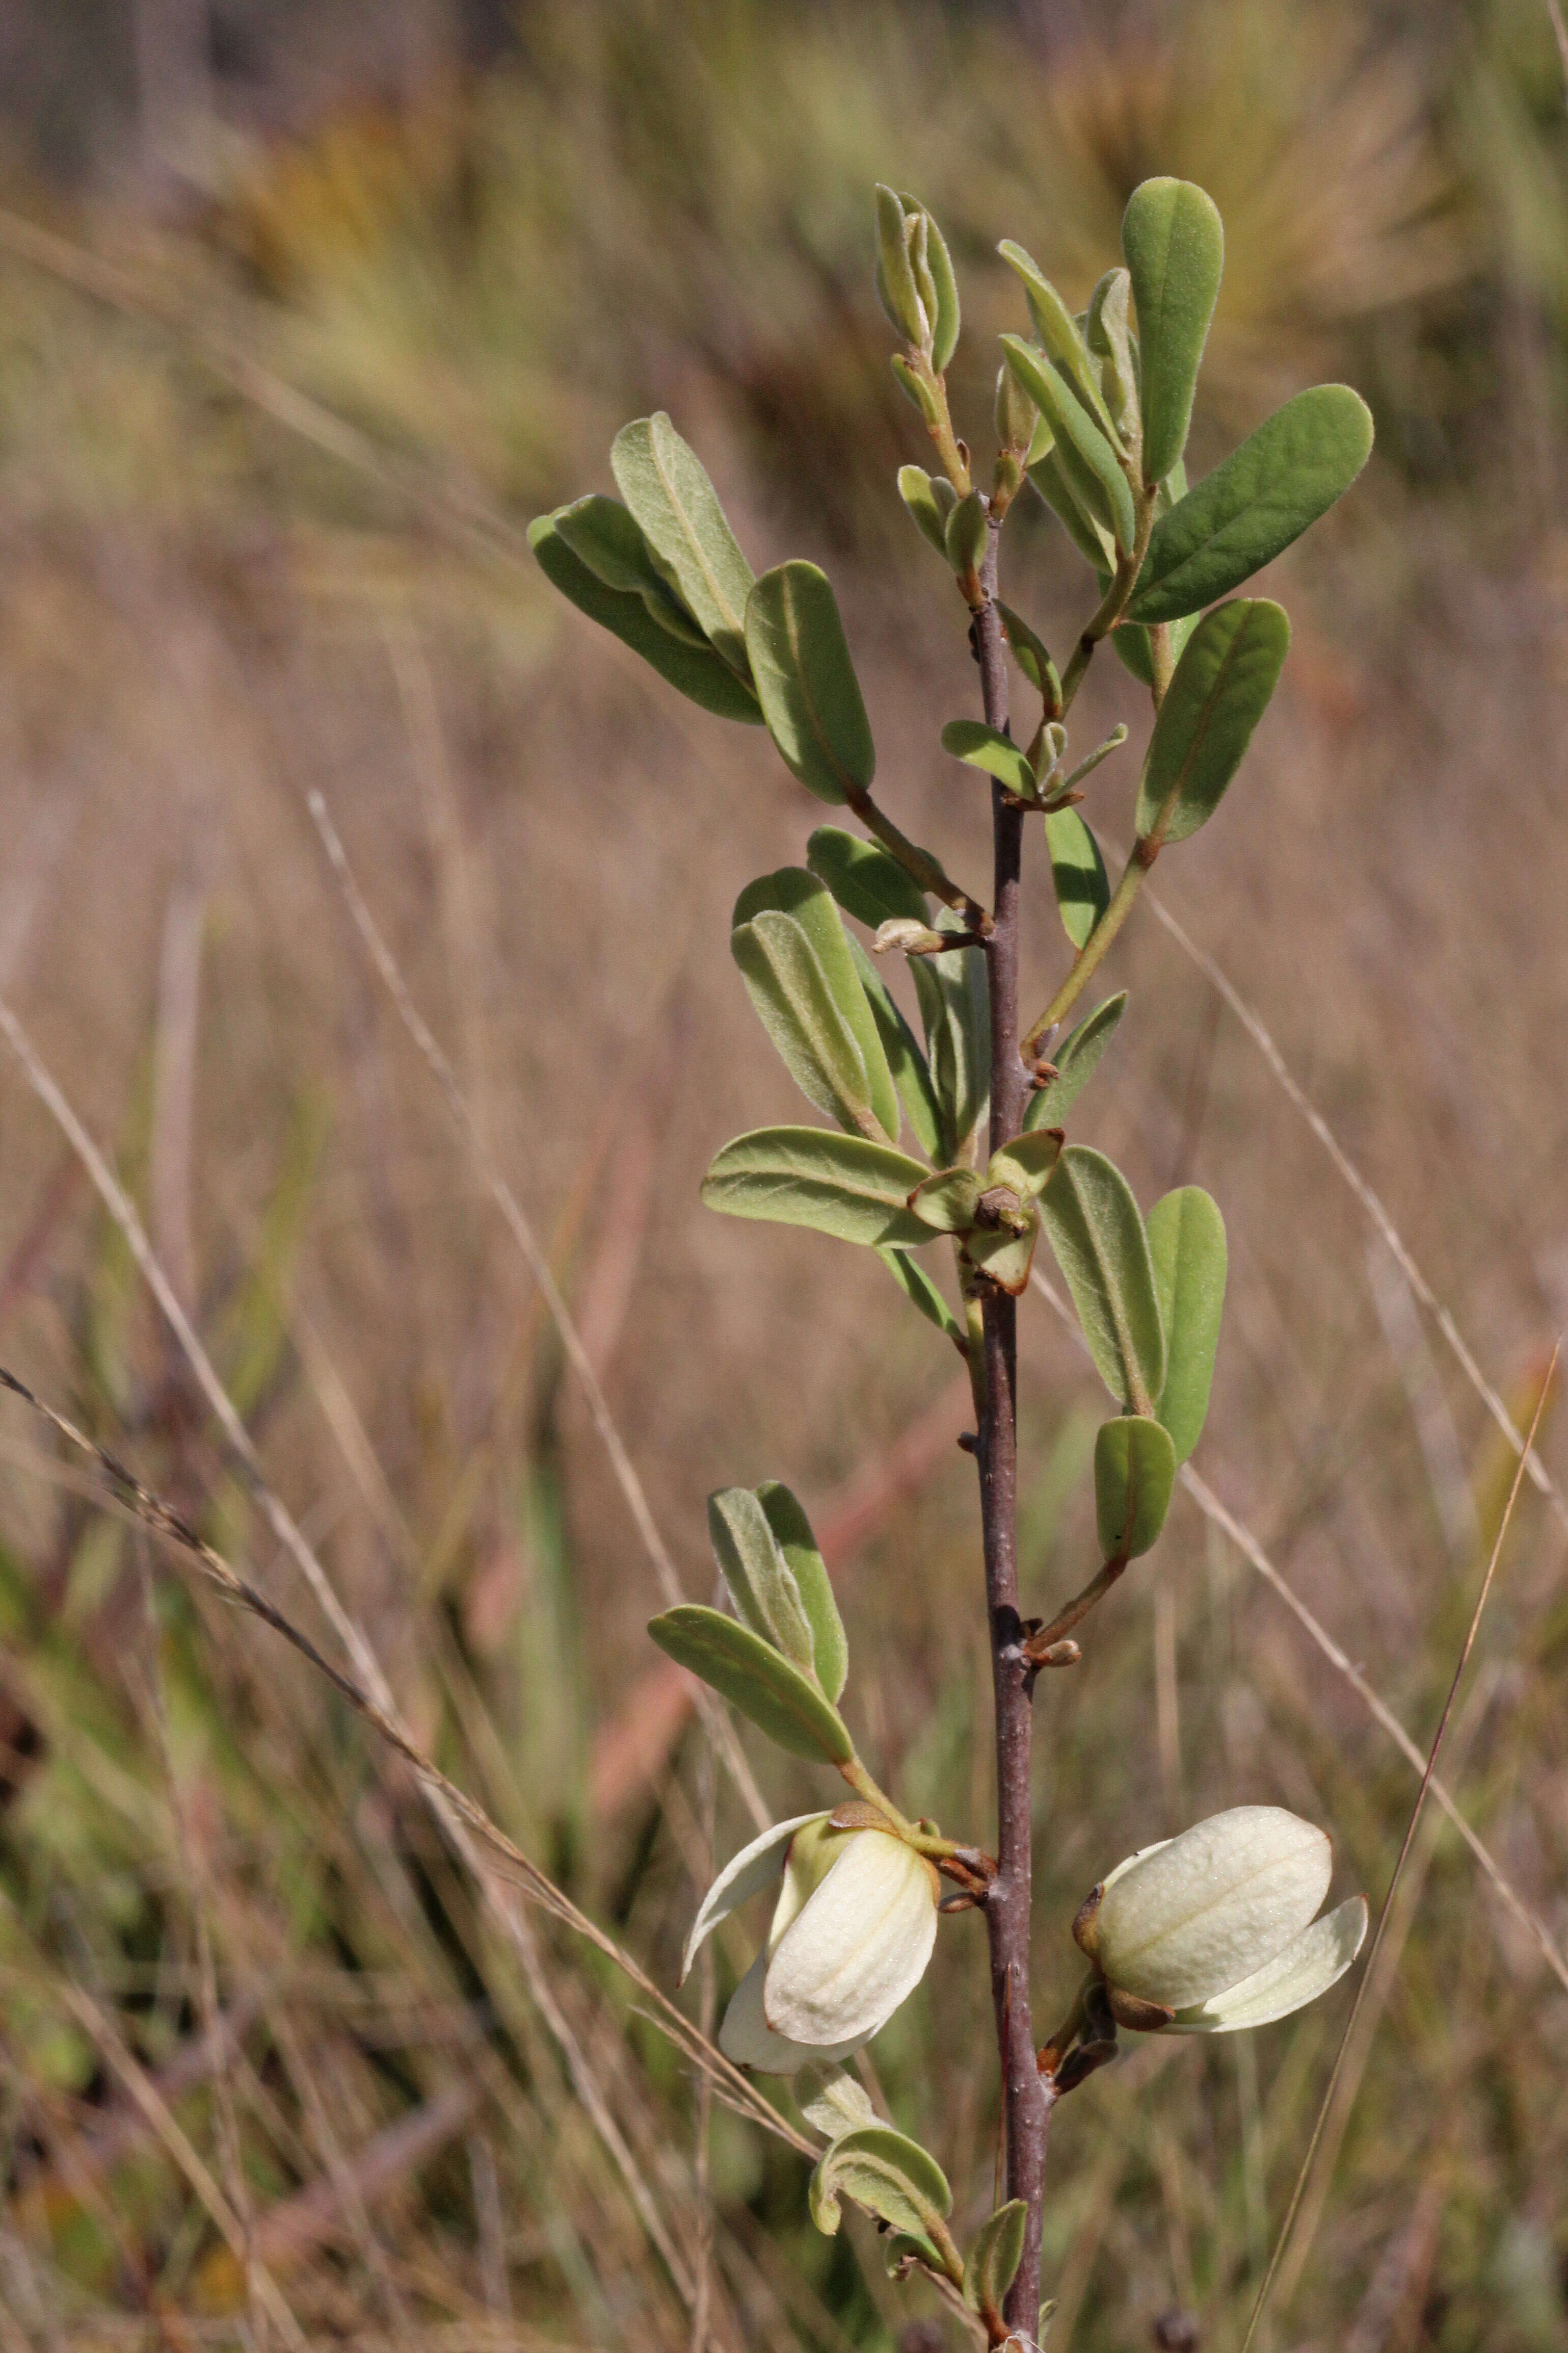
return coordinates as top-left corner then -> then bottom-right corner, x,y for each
763,1827 -> 939,2049
1166,1896 -> 1368,2033
1095,1806 -> 1333,2010
681,1814 -> 827,1985
718,1951 -> 868,2074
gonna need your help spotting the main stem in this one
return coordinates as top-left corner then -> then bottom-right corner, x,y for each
974,515 -> 1052,2337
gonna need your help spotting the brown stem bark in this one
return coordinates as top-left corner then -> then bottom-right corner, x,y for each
973,515 -> 1052,2337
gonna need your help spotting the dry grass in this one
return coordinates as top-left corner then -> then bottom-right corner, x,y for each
1,2 -> 1567,2347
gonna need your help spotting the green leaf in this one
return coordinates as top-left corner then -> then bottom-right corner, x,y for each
940,719 -> 1036,800
965,2201 -> 1028,2325
848,937 -> 943,1159
901,193 -> 960,370
1126,385 -> 1374,624
890,351 -> 943,427
998,241 -> 1120,440
745,562 -> 875,805
1121,178 -> 1224,486
1135,599 -> 1289,849
910,924 -> 989,1164
1024,993 -> 1127,1130
808,2123 -> 952,2240
963,1210 -> 1039,1295
1110,611 -> 1197,689
988,1128 -> 1062,1201
875,1246 -> 966,1347
909,1167 -> 981,1233
732,914 -> 881,1140
755,1481 -> 849,1702
647,1605 -> 853,1763
735,871 -> 899,1142
551,494 -> 707,643
1044,807 -> 1109,950
706,1487 -> 818,1673
1085,267 -> 1139,443
943,489 -> 988,577
528,512 -> 761,725
701,1128 -> 932,1248
1093,1415 -> 1177,1562
807,827 -> 929,932
1039,1145 -> 1166,1413
1028,434 -> 1118,569
1002,337 -> 1135,555
995,603 -> 1061,711
1147,1186 -> 1227,1463
609,414 -> 756,675
897,464 -> 955,556
874,186 -> 926,344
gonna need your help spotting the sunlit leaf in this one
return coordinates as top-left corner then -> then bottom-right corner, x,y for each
735,870 -> 899,1141
1147,1186 -> 1227,1463
1039,1145 -> 1165,1412
965,2201 -> 1028,2325
963,1211 -> 1039,1295
756,1481 -> 848,1703
1126,384 -> 1374,623
706,1486 -> 818,1672
610,413 -> 756,673
1094,1415 -> 1177,1562
987,1128 -> 1062,1201
909,1167 -> 981,1233
848,937 -> 943,1160
910,923 -> 989,1164
746,562 -> 875,805
550,493 -> 706,644
807,826 -> 929,932
808,2123 -> 952,2239
897,464 -> 955,556
996,602 -> 1061,711
647,1605 -> 854,1762
1002,336 -> 1135,555
1121,178 -> 1224,486
701,1128 -> 931,1247
998,241 -> 1120,440
1135,599 -> 1289,848
528,512 -> 762,724
940,719 -> 1035,800
900,192 -> 960,370
1044,807 -> 1109,950
1024,993 -> 1128,1130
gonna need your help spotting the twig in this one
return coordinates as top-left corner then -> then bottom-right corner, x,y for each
1238,1347 -> 1557,2353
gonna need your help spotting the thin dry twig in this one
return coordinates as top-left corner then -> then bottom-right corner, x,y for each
1028,1265 -> 1568,1996
1238,1348 -> 1557,2353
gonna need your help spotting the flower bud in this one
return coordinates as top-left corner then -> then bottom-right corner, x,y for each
1075,1806 -> 1365,2030
874,186 -> 929,349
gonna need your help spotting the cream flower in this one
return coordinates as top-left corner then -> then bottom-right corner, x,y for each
684,1813 -> 940,2074
1075,1805 -> 1367,2032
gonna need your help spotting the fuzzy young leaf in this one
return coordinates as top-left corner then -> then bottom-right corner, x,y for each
911,923 -> 989,1164
848,936 -> 944,1159
875,186 -> 928,345
900,192 -> 960,370
647,1605 -> 854,1763
909,1167 -> 981,1234
1094,1415 -> 1177,1562
965,2201 -> 1028,2325
610,414 -> 756,675
1039,1145 -> 1166,1413
943,489 -> 988,579
941,719 -> 1037,800
1024,992 -> 1128,1129
1135,599 -> 1289,849
1147,1186 -> 1227,1462
897,464 -> 956,556
995,602 -> 1061,711
755,1481 -> 849,1703
807,827 -> 930,932
798,2067 -> 878,2141
551,494 -> 706,643
876,1245 -> 966,1346
746,562 -> 875,805
808,2123 -> 952,2240
702,1128 -> 932,1248
1126,384 -> 1374,624
1002,337 -> 1135,555
706,1487 -> 818,1673
1044,807 -> 1109,950
1085,267 -> 1139,442
528,513 -> 762,725
1028,433 -> 1119,570
998,241 -> 1120,441
735,871 -> 899,1141
732,914 -> 882,1140
1121,178 -> 1224,486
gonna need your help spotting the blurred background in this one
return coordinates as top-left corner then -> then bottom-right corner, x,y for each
1,0 -> 1566,2346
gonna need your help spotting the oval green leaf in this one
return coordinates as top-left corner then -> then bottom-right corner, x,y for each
901,194 -> 960,370
808,2123 -> 952,2239
754,1481 -> 848,1703
701,1128 -> 932,1248
551,494 -> 706,643
1121,178 -> 1224,487
745,562 -> 875,805
1126,384 -> 1374,624
735,871 -> 899,1141
910,926 -> 989,1164
1147,1185 -> 1227,1462
1002,336 -> 1135,555
965,2201 -> 1028,2325
1044,807 -> 1109,950
706,1487 -> 818,1673
941,719 -> 1036,800
807,826 -> 930,932
528,512 -> 762,725
1039,1144 -> 1166,1413
897,464 -> 954,556
647,1604 -> 853,1763
1094,1415 -> 1177,1562
732,914 -> 881,1140
1135,598 -> 1289,849
848,936 -> 943,1159
610,413 -> 756,675
1024,992 -> 1127,1130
